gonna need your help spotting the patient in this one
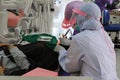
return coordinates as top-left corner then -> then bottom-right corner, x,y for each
0,41 -> 59,75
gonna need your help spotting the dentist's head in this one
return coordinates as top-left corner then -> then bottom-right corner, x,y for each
73,2 -> 102,32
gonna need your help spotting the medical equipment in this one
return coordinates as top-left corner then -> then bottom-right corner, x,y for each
54,0 -> 61,4
33,0 -> 54,34
0,0 -> 54,44
16,0 -> 54,37
0,0 -> 27,35
0,0 -> 8,35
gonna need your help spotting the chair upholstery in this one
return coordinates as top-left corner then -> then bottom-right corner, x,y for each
8,10 -> 24,28
8,12 -> 20,28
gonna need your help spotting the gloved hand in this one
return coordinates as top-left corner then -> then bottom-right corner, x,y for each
54,45 -> 65,53
59,38 -> 71,46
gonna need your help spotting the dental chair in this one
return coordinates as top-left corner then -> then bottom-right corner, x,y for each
102,9 -> 120,48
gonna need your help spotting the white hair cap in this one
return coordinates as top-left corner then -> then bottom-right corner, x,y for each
76,2 -> 102,31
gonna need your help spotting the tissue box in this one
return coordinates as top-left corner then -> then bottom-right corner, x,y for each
22,67 -> 58,76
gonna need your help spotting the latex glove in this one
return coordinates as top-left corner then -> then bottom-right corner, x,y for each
59,38 -> 71,46
54,45 -> 65,53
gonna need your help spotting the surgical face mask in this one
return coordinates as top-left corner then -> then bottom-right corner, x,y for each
75,23 -> 80,32
73,23 -> 81,35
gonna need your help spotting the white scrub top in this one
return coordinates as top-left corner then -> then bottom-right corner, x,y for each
59,29 -> 119,80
